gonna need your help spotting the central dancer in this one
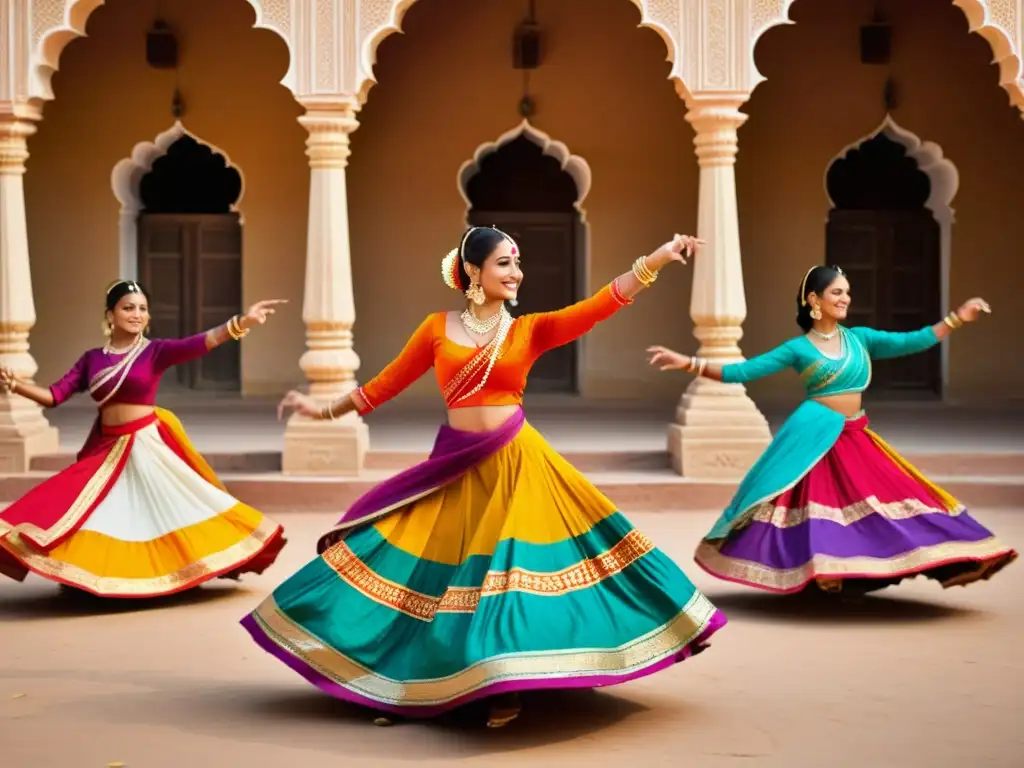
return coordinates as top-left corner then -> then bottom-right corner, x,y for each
243,227 -> 726,728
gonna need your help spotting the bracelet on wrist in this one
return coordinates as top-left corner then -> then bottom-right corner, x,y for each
631,256 -> 658,287
227,315 -> 250,341
943,311 -> 964,330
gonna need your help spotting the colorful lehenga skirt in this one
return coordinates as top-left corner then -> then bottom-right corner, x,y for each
242,407 -> 725,718
695,409 -> 1017,594
0,408 -> 286,597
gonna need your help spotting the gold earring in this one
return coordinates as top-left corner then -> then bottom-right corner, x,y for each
810,305 -> 822,321
102,319 -> 112,338
465,282 -> 485,306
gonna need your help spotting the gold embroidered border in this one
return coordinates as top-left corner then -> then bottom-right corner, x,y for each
321,529 -> 657,622
0,434 -> 132,548
749,496 -> 967,529
0,516 -> 282,596
696,537 -> 1017,592
250,588 -> 719,707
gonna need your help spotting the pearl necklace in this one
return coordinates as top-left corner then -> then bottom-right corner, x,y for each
809,327 -> 838,341
103,334 -> 144,356
461,306 -> 508,336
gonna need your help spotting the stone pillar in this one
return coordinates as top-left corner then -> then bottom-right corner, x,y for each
282,101 -> 368,476
667,95 -> 771,479
0,111 -> 59,472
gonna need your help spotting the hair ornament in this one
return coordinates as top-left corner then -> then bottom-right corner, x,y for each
799,266 -> 817,307
441,248 -> 463,292
105,279 -> 142,296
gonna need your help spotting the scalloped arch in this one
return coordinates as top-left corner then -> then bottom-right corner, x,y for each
824,114 -> 960,389
356,0 -> 686,105
30,0 -> 296,103
110,121 -> 245,278
750,0 -> 1024,112
456,119 -> 593,221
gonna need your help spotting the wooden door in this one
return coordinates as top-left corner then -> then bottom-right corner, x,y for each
825,209 -> 941,397
138,212 -> 243,391
469,211 -> 577,392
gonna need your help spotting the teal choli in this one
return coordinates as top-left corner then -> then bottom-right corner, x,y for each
705,325 -> 940,541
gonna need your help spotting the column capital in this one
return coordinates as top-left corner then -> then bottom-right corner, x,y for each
683,93 -> 750,168
297,98 -> 361,170
0,112 -> 37,174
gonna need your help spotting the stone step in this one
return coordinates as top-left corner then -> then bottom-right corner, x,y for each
27,449 -> 1024,476
2,469 -> 1021,513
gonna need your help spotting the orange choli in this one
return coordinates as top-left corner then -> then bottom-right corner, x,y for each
356,282 -> 631,413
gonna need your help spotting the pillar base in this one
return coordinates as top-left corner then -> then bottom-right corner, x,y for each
282,414 -> 368,476
0,397 -> 59,473
667,379 -> 772,480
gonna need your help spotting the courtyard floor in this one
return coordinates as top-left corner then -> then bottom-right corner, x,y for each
2,509 -> 1021,768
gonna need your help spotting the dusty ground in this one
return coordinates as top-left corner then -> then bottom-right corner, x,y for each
2,510 -> 1021,768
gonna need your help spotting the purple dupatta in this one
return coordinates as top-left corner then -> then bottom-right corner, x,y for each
316,407 -> 526,552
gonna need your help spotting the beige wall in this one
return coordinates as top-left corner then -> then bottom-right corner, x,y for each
24,0 -> 1024,406
25,0 -> 306,394
739,0 -> 1024,403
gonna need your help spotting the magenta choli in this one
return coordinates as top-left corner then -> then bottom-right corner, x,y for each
49,334 -> 210,408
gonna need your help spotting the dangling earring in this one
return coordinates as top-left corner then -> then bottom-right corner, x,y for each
810,304 -> 822,321
143,324 -> 150,336
465,281 -> 485,306
102,319 -> 112,338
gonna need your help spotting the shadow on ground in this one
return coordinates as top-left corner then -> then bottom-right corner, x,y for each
0,667 -> 672,759
0,582 -> 247,620
707,589 -> 984,624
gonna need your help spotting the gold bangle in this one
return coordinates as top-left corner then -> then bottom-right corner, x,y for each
321,404 -> 337,421
227,315 -> 250,341
945,311 -> 963,330
697,359 -> 708,377
632,256 -> 658,287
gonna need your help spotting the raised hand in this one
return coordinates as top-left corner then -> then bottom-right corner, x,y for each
244,299 -> 289,327
649,234 -> 706,269
646,345 -> 691,371
956,297 -> 992,323
277,389 -> 321,421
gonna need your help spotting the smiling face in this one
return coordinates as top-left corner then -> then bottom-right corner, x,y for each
107,291 -> 150,337
468,237 -> 523,303
809,274 -> 851,323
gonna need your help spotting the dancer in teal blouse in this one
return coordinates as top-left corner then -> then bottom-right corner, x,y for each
648,265 -> 1016,595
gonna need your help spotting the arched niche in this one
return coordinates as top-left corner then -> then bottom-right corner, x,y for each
31,0 -> 295,102
457,120 -> 593,393
824,115 -> 959,393
111,121 -> 245,279
749,0 -> 1024,112
356,0 -> 690,104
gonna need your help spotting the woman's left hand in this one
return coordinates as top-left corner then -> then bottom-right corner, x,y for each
956,297 -> 991,323
649,234 -> 705,269
242,299 -> 289,328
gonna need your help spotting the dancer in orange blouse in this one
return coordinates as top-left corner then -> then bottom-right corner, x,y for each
244,227 -> 727,728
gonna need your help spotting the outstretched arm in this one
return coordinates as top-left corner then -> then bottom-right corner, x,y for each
647,342 -> 798,384
1,355 -> 86,408
853,297 -> 991,360
530,235 -> 703,354
278,314 -> 437,421
153,299 -> 288,370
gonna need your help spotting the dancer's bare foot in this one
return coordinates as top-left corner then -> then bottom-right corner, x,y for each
486,692 -> 521,728
373,716 -> 394,727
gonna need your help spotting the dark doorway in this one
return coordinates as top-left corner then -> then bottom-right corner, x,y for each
137,135 -> 243,392
825,132 -> 941,398
465,135 -> 581,393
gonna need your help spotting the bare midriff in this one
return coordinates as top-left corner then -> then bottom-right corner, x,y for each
811,393 -> 863,419
446,404 -> 521,433
100,403 -> 155,427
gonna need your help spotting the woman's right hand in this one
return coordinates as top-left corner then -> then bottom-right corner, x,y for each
0,367 -> 15,392
646,346 -> 691,371
277,389 -> 322,420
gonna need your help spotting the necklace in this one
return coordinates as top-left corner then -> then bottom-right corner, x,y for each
809,327 -> 838,341
461,306 -> 507,336
103,334 -> 143,356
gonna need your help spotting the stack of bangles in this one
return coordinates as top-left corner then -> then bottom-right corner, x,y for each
227,315 -> 250,341
942,311 -> 964,330
686,356 -> 708,377
632,256 -> 659,286
320,402 -> 337,421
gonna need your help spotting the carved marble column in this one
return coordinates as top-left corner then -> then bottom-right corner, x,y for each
667,95 -> 771,479
282,101 -> 369,476
0,110 -> 59,472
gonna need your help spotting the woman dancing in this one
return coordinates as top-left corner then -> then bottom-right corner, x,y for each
647,264 -> 1017,596
245,227 -> 726,728
0,279 -> 288,598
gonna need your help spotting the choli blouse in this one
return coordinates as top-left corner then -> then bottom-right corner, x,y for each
356,283 -> 631,413
49,334 -> 211,408
720,325 -> 939,397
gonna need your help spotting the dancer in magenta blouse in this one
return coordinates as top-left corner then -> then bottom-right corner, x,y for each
0,279 -> 289,598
